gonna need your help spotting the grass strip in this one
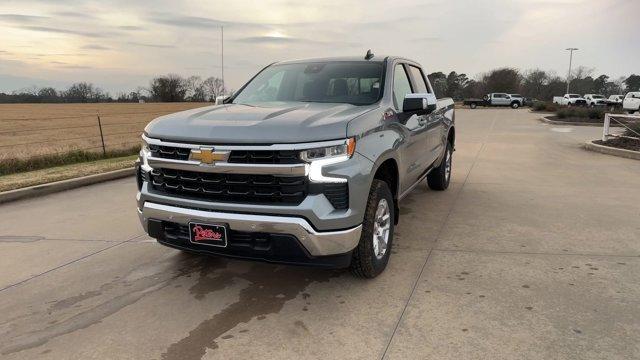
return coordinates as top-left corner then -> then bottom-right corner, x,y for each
0,146 -> 140,176
0,155 -> 137,192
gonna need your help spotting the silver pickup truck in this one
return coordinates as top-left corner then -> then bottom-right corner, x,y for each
136,54 -> 455,278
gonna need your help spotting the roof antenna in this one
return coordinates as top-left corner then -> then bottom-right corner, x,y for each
364,49 -> 374,60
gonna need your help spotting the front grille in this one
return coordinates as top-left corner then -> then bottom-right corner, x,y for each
148,144 -> 301,164
163,222 -> 276,252
149,144 -> 190,160
227,150 -> 301,164
149,168 -> 307,205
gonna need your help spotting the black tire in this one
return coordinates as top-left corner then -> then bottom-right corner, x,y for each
470,103 -> 477,109
511,102 -> 519,109
427,142 -> 453,191
350,179 -> 395,278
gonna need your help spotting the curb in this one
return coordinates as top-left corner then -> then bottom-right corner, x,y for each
583,141 -> 640,160
538,116 -> 605,127
0,167 -> 135,205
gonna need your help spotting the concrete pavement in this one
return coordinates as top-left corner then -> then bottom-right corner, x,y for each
1,109 -> 638,359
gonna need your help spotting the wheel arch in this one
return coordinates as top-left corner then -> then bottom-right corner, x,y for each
371,155 -> 400,224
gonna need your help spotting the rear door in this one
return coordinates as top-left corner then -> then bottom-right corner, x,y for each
493,93 -> 508,106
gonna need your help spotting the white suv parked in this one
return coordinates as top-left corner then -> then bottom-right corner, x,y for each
623,92 -> 640,114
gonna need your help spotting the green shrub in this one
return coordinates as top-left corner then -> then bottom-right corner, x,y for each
557,108 -> 575,119
587,109 -> 604,119
556,107 -> 604,120
533,101 -> 558,112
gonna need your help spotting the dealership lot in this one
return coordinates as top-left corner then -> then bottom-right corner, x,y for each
0,109 -> 638,359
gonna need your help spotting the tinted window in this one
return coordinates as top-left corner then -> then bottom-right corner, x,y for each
232,62 -> 383,106
408,66 -> 429,93
393,64 -> 413,111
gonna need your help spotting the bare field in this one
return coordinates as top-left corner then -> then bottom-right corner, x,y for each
0,103 -> 211,160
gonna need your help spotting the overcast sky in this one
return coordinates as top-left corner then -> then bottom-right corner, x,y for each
0,0 -> 638,94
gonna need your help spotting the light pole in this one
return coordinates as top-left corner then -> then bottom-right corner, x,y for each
221,26 -> 224,96
565,47 -> 578,94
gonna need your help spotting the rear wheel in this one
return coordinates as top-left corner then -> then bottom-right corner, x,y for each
427,142 -> 453,191
470,103 -> 477,109
350,180 -> 394,278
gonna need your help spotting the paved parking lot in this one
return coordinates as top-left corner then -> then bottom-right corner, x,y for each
1,108 -> 639,359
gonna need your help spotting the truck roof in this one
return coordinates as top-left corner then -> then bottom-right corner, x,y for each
275,55 -> 414,65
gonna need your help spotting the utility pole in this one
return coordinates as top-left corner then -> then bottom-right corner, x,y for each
565,48 -> 578,94
221,26 -> 224,96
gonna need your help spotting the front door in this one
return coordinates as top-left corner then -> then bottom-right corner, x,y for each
393,63 -> 430,191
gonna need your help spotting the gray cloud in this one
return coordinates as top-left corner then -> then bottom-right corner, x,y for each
0,13 -> 49,23
147,13 -> 268,30
236,36 -> 323,44
59,64 -> 93,69
17,25 -> 114,38
51,11 -> 95,19
81,44 -> 111,50
117,25 -> 143,31
127,41 -> 175,49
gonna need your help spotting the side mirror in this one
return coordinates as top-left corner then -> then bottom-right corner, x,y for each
403,93 -> 437,114
215,95 -> 229,105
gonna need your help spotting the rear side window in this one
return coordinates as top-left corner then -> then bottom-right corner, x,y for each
408,66 -> 429,93
393,64 -> 413,111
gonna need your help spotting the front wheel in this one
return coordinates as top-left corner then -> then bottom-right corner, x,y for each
470,103 -> 477,109
511,102 -> 519,109
428,142 -> 453,191
350,180 -> 395,278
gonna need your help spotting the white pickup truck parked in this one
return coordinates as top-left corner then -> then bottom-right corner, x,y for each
584,94 -> 607,107
556,94 -> 587,106
623,92 -> 640,114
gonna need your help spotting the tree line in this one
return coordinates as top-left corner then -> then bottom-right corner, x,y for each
1,68 -> 638,104
428,67 -> 640,101
0,75 -> 227,104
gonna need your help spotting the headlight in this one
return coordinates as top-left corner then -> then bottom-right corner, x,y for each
141,138 -> 150,153
300,138 -> 355,162
140,138 -> 151,170
304,138 -> 356,183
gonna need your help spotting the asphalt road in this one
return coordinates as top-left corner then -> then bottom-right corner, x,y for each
1,109 -> 639,360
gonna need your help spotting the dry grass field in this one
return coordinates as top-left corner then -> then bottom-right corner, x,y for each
0,102 -> 211,160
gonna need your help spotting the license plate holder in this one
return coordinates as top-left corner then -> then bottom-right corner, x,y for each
188,222 -> 228,247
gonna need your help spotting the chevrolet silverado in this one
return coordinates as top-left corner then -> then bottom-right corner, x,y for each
136,54 -> 455,278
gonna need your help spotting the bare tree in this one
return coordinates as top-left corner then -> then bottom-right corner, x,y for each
202,77 -> 226,101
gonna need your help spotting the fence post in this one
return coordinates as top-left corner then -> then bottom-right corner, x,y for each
97,113 -> 106,156
602,113 -> 610,142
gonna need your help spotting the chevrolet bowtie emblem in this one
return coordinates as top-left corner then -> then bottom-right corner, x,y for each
190,148 -> 228,164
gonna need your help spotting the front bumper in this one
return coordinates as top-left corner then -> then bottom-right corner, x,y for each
138,201 -> 362,258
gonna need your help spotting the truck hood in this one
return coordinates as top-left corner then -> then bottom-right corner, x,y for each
145,102 -> 378,144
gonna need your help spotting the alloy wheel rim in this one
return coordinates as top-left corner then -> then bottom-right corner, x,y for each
372,198 -> 391,260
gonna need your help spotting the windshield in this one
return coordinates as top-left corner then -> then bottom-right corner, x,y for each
232,62 -> 384,106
